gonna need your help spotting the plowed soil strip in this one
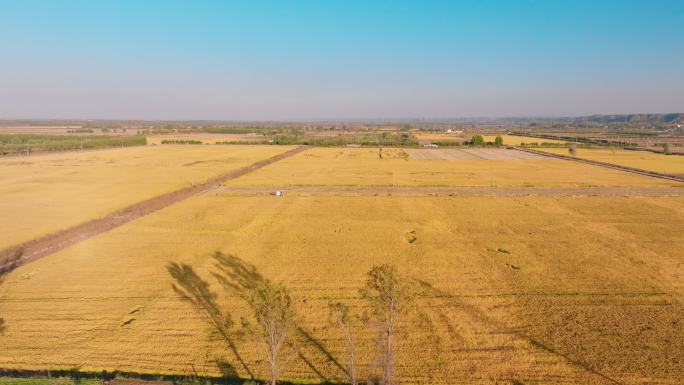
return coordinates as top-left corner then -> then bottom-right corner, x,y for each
0,145 -> 309,270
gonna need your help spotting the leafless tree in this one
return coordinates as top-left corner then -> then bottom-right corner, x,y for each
246,280 -> 295,385
329,302 -> 357,385
360,264 -> 412,385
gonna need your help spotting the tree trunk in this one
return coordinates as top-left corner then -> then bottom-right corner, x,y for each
383,300 -> 395,385
343,325 -> 357,385
270,343 -> 278,385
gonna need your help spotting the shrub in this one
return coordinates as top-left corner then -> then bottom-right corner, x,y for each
470,135 -> 484,146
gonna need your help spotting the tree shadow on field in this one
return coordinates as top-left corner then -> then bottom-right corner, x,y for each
413,278 -> 626,385
297,326 -> 346,374
166,261 -> 252,379
210,252 -> 265,300
211,251 -> 348,383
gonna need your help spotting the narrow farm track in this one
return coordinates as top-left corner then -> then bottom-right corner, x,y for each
514,147 -> 684,183
209,185 -> 684,197
0,145 -> 309,271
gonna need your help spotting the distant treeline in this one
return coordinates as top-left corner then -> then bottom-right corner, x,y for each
0,134 -> 147,156
66,128 -> 94,134
271,132 -> 418,146
204,126 -> 269,134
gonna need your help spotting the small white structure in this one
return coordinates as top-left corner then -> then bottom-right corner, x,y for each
274,191 -> 284,197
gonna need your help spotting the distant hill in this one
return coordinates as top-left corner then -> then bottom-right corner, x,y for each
583,113 -> 684,124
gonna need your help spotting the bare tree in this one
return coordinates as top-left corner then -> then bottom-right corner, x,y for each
329,302 -> 358,385
247,280 -> 295,385
360,264 -> 412,385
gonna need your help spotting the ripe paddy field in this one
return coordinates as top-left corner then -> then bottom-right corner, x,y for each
0,145 -> 293,250
0,145 -> 682,385
537,147 -> 684,176
226,147 -> 679,188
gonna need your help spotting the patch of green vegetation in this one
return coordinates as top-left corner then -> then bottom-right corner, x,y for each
0,134 -> 146,156
0,378 -> 102,385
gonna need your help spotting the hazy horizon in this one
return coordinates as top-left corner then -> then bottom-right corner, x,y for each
1,0 -> 683,120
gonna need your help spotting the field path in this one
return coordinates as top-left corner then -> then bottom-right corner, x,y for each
0,145 -> 309,271
208,185 -> 684,197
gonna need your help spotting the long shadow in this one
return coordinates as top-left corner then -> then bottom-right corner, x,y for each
292,344 -> 331,384
211,251 -> 265,299
167,261 -> 253,379
297,326 -> 347,374
413,278 -> 625,385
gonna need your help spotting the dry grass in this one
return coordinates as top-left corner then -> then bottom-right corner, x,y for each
226,147 -> 679,188
0,194 -> 682,384
0,145 -> 293,249
538,147 -> 684,175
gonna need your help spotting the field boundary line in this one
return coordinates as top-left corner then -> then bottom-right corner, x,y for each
209,185 -> 684,197
0,145 -> 309,271
514,146 -> 684,183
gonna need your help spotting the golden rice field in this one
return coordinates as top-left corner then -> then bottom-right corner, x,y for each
0,145 -> 292,249
0,193 -> 682,384
538,147 -> 684,175
0,145 -> 683,385
226,147 -> 679,188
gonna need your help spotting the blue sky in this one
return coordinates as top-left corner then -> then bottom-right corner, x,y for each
0,0 -> 682,120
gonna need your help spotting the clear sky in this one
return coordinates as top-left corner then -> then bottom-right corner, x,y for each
0,0 -> 682,120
